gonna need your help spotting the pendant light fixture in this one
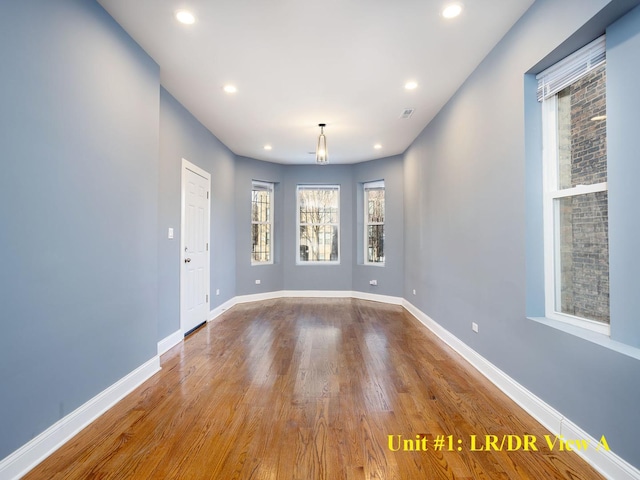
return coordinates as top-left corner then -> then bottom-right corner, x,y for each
316,123 -> 328,164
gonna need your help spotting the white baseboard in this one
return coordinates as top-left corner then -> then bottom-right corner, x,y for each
281,289 -> 352,298
560,417 -> 640,480
402,299 -> 640,480
231,290 -> 402,305
350,290 -> 403,305
0,356 -> 160,480
157,330 -> 183,356
209,297 -> 238,322
233,291 -> 283,305
7,294 -> 636,480
218,292 -> 639,479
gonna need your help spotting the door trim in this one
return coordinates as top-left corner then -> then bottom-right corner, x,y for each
180,158 -> 211,336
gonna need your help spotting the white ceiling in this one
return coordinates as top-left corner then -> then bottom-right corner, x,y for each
98,0 -> 535,164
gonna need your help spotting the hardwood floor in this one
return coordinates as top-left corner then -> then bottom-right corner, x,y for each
25,298 -> 604,479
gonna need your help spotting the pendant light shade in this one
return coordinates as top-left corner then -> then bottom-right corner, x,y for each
316,123 -> 328,164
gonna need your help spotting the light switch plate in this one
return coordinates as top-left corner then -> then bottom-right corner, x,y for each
168,227 -> 174,239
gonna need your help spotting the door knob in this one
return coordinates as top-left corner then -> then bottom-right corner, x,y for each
184,258 -> 192,263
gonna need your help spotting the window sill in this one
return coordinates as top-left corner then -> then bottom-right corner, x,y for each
296,261 -> 341,266
251,261 -> 274,266
529,316 -> 640,361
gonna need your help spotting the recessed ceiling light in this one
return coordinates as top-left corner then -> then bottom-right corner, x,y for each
441,3 -> 463,19
175,10 -> 196,25
223,85 -> 237,94
264,145 -> 272,150
591,115 -> 607,121
374,144 -> 383,150
404,81 -> 418,90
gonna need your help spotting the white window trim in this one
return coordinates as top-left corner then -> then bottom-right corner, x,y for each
251,180 -> 274,266
541,96 -> 610,336
364,180 -> 385,266
296,184 -> 340,265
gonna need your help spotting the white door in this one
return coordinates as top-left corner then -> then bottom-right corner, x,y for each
180,159 -> 211,335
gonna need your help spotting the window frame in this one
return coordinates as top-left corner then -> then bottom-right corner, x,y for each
541,75 -> 609,335
363,180 -> 385,266
251,180 -> 274,266
296,184 -> 340,265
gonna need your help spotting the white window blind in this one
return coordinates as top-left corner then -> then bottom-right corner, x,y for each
252,181 -> 273,192
536,35 -> 605,102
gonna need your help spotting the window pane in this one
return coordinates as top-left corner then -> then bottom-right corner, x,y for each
251,223 -> 271,263
297,186 -> 339,263
299,188 -> 339,224
330,207 -> 338,224
555,191 -> 609,323
251,190 -> 270,223
251,183 -> 272,263
364,185 -> 385,264
367,225 -> 384,263
366,189 -> 385,223
299,225 -> 338,262
557,65 -> 607,190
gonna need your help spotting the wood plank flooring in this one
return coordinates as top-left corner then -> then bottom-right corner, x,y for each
24,298 -> 604,479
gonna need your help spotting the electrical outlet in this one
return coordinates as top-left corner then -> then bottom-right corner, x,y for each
472,322 -> 479,333
369,279 -> 377,286
255,279 -> 261,285
216,289 -> 220,296
412,289 -> 416,295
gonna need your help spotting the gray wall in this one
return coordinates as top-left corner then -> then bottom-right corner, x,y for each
404,0 -> 640,468
3,0 -> 639,472
282,165 -> 354,291
607,5 -> 640,348
234,156 -> 285,295
233,157 -> 405,297
0,0 -> 159,459
159,88 -> 237,339
353,156 -> 404,297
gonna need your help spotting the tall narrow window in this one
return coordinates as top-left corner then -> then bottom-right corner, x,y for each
364,180 -> 385,265
538,36 -> 609,333
297,185 -> 340,264
251,181 -> 273,264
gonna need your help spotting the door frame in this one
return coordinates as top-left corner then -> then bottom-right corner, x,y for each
180,158 -> 211,335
